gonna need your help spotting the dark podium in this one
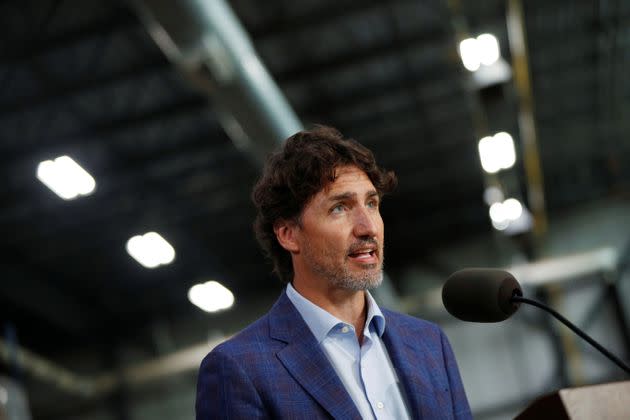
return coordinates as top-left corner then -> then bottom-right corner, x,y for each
515,381 -> 630,419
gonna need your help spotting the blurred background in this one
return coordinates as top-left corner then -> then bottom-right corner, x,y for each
1,0 -> 629,418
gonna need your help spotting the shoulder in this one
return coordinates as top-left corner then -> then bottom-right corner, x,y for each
382,307 -> 441,331
196,317 -> 273,418
381,308 -> 445,343
200,290 -> 299,368
203,314 -> 273,363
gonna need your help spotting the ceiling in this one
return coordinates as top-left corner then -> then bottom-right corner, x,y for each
1,0 -> 629,365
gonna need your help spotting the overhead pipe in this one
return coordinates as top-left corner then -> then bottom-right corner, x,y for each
0,335 -> 227,398
131,0 -> 303,165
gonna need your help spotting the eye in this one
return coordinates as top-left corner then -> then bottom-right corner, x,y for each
331,204 -> 346,214
367,198 -> 380,209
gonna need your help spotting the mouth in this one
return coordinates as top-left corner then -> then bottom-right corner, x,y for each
347,246 -> 378,264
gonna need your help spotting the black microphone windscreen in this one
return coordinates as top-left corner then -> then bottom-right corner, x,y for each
442,268 -> 522,322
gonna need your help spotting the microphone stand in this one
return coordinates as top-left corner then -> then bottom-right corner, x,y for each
510,295 -> 630,375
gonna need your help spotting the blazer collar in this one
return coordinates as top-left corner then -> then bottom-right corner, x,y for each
382,311 -> 454,420
381,316 -> 425,420
268,290 -> 362,420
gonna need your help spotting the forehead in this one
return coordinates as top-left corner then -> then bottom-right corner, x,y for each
322,166 -> 375,195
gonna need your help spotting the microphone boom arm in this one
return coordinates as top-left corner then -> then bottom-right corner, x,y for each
510,295 -> 630,375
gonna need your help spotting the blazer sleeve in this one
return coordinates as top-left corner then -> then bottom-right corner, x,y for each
440,330 -> 473,420
196,348 -> 269,420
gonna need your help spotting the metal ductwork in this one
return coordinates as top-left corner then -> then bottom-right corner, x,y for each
0,336 -> 227,399
132,0 -> 303,165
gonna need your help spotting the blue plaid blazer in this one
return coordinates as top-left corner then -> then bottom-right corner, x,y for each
196,290 -> 472,419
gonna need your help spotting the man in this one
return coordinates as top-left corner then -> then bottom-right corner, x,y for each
196,126 -> 472,419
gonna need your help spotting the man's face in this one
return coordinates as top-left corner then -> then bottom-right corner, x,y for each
292,165 -> 385,291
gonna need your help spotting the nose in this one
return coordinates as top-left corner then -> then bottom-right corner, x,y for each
352,206 -> 379,238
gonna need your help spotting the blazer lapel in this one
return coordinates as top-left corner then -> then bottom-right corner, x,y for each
269,292 -> 362,420
382,314 -> 449,420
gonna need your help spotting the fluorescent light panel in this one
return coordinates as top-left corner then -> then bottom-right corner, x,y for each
188,281 -> 234,313
459,38 -> 481,71
477,34 -> 500,65
489,198 -> 525,231
459,33 -> 500,72
471,58 -> 512,88
478,131 -> 516,173
126,232 -> 175,268
36,156 -> 96,200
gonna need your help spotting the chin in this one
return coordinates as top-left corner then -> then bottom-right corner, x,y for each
334,270 -> 383,291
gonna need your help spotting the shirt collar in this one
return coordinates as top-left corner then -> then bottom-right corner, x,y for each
365,289 -> 386,337
286,282 -> 386,343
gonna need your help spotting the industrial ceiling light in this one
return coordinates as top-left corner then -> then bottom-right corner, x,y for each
478,131 -> 516,174
459,38 -> 481,71
489,198 -> 531,233
36,156 -> 96,200
489,202 -> 510,230
477,34 -> 500,65
126,232 -> 176,268
459,33 -> 501,72
188,280 -> 235,313
502,198 -> 523,220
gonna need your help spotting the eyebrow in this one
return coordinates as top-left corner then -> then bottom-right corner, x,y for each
327,190 -> 379,202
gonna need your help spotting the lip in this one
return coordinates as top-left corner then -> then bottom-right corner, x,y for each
347,249 -> 379,264
350,247 -> 376,254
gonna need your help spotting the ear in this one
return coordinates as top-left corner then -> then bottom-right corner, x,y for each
274,220 -> 300,253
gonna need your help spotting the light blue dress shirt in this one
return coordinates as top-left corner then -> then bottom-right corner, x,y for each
286,283 -> 411,420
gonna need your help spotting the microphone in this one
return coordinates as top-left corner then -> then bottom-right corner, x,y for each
442,268 -> 630,375
442,268 -> 522,322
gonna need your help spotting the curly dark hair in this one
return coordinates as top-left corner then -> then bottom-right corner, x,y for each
251,125 -> 397,283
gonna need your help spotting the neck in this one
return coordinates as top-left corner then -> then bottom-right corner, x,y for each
292,280 -> 368,343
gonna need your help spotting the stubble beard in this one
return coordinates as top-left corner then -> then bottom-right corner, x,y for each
305,244 -> 385,291
327,263 -> 384,291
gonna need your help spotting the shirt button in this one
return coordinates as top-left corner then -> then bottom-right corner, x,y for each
376,402 -> 384,409
341,326 -> 349,333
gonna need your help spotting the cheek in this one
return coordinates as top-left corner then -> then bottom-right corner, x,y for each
376,215 -> 385,235
309,225 -> 342,244
320,228 -> 350,253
